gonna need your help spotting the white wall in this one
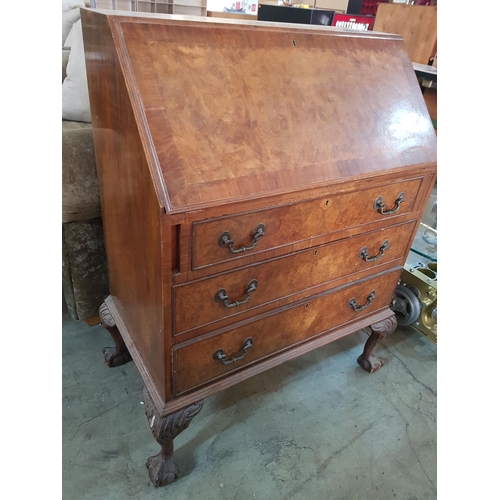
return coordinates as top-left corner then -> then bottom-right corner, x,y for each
207,0 -> 231,11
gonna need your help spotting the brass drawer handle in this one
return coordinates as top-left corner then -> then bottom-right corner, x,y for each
358,240 -> 389,262
348,291 -> 376,312
215,280 -> 258,308
373,192 -> 405,215
218,224 -> 265,254
213,337 -> 253,365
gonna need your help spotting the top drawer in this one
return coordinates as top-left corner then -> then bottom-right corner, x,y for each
192,178 -> 422,269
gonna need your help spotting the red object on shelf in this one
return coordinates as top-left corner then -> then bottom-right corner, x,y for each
332,13 -> 374,30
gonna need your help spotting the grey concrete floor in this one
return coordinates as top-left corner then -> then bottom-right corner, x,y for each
62,303 -> 437,500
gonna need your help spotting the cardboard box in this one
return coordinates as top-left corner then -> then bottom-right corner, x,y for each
314,0 -> 348,11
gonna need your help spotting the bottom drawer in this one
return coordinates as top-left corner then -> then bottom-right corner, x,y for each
174,269 -> 400,394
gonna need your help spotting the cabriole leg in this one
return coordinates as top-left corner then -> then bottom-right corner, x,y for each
357,313 -> 397,373
143,387 -> 203,487
98,301 -> 132,367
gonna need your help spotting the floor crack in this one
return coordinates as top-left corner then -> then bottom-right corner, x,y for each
385,348 -> 437,397
407,434 -> 437,491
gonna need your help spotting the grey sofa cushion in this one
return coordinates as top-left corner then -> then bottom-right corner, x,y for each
62,120 -> 101,223
62,48 -> 71,83
62,19 -> 91,123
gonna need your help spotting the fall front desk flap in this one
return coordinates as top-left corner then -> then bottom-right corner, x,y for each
82,11 -> 437,213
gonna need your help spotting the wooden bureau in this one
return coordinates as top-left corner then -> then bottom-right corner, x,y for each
81,9 -> 437,487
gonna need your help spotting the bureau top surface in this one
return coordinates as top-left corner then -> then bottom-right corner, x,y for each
83,10 -> 437,213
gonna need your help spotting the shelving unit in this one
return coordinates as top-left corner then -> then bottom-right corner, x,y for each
92,0 -> 207,17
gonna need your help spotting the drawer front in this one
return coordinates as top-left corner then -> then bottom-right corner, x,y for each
174,269 -> 400,394
175,221 -> 415,334
192,178 -> 422,269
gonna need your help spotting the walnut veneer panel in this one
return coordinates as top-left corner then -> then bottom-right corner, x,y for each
175,221 -> 415,335
110,16 -> 436,212
175,269 -> 401,394
192,178 -> 422,269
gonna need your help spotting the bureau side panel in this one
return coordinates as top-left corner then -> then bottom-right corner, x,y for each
81,10 -> 167,400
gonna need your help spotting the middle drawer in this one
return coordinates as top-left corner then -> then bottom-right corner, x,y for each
173,221 -> 415,335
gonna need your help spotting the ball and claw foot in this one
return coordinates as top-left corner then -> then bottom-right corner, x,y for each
146,453 -> 179,487
102,346 -> 132,367
99,301 -> 132,367
143,387 -> 203,487
357,353 -> 385,374
357,314 -> 397,374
